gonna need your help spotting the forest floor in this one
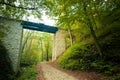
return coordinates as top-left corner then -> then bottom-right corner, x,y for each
36,61 -> 102,80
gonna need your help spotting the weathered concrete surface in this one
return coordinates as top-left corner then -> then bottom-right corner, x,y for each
52,30 -> 66,61
0,17 -> 23,73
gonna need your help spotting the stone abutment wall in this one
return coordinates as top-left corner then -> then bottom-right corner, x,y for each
52,30 -> 66,61
0,17 -> 23,73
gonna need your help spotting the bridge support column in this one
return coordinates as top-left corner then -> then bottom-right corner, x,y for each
52,30 -> 66,61
0,17 -> 23,73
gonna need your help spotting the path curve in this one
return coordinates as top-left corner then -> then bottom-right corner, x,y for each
36,62 -> 101,80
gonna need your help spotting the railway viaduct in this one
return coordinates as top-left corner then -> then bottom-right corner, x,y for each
0,16 -> 65,73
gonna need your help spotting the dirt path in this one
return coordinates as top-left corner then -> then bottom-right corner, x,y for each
36,62 -> 102,80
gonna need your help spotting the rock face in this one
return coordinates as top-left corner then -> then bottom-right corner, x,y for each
0,17 -> 23,73
52,30 -> 66,61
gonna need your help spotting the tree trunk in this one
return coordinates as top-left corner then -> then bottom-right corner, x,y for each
39,38 -> 43,61
83,2 -> 103,58
67,25 -> 73,46
25,33 -> 33,60
46,40 -> 49,61
21,31 -> 32,53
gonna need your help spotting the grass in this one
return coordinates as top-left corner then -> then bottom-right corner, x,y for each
17,65 -> 37,80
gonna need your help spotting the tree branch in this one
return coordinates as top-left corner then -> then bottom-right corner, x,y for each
0,2 -> 37,10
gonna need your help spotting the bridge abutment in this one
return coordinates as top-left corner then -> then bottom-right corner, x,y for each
52,30 -> 66,61
0,17 -> 23,73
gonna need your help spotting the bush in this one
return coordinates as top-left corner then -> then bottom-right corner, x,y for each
17,65 -> 37,80
57,41 -> 95,71
111,73 -> 120,80
21,51 -> 40,67
91,61 -> 118,75
57,40 -> 119,75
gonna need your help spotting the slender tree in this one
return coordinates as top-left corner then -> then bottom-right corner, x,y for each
39,37 -> 44,61
83,1 -> 102,57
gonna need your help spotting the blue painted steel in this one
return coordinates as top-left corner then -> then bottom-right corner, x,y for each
21,21 -> 58,34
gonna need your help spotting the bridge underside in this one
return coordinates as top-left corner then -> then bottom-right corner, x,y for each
22,21 -> 58,34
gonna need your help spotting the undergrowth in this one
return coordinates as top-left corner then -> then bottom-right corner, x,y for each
57,25 -> 120,80
17,65 -> 37,80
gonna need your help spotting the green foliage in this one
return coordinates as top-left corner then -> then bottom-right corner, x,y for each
111,73 -> 120,80
91,61 -> 118,75
19,30 -> 53,79
21,30 -> 53,67
58,26 -> 120,75
17,65 -> 37,80
21,52 -> 40,66
58,41 -> 93,71
0,0 -> 42,20
0,0 -> 120,79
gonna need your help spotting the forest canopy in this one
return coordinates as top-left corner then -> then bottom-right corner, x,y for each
0,0 -> 120,79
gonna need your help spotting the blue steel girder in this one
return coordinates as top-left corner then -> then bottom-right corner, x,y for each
21,21 -> 58,34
